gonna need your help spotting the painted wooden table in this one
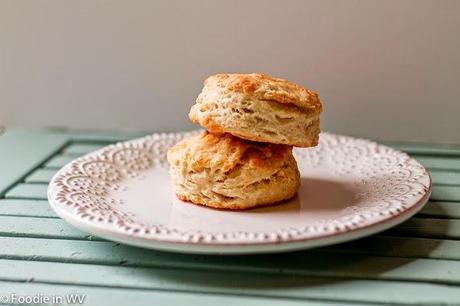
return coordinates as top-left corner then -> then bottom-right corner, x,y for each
1,128 -> 460,306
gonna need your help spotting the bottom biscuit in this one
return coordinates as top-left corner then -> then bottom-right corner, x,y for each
167,131 -> 300,210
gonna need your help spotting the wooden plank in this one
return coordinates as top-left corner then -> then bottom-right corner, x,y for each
0,129 -> 68,196
0,200 -> 56,218
383,141 -> 460,157
46,128 -> 146,142
0,281 -> 353,306
24,168 -> 58,184
325,235 -> 460,260
4,183 -> 48,200
430,185 -> 460,202
430,170 -> 460,186
415,156 -> 460,171
387,217 -> 460,240
62,143 -> 105,156
0,216 -> 102,240
0,235 -> 459,268
43,155 -> 77,169
0,236 -> 168,265
0,259 -> 459,305
418,201 -> 460,219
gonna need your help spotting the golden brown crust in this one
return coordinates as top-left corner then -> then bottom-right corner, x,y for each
167,131 -> 300,210
200,117 -> 225,134
168,131 -> 291,173
203,73 -> 322,113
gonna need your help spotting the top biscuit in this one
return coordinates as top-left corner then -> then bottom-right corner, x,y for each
189,73 -> 322,147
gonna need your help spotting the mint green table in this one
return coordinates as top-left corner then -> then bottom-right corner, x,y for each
1,129 -> 460,306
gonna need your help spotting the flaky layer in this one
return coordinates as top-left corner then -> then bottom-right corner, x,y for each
189,73 -> 322,147
167,131 -> 300,210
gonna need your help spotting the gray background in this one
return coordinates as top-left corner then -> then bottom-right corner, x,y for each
1,0 -> 459,142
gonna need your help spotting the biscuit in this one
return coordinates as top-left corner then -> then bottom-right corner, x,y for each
167,131 -> 300,210
189,73 -> 322,147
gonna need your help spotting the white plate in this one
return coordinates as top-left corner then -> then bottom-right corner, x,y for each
48,132 -> 431,254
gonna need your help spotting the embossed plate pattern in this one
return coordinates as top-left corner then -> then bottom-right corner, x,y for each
48,132 -> 431,254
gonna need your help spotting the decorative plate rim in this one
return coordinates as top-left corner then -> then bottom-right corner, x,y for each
47,131 -> 432,246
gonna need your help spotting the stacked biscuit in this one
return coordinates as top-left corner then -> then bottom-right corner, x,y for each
167,73 -> 322,210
